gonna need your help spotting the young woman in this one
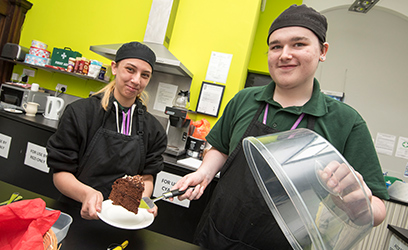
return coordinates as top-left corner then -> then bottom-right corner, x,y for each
47,42 -> 167,220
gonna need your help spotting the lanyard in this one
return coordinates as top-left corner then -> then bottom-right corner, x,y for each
263,103 -> 305,130
122,110 -> 131,135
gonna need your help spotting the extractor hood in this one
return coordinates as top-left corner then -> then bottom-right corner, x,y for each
89,0 -> 192,78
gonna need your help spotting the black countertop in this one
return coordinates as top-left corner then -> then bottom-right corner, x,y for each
0,181 -> 204,249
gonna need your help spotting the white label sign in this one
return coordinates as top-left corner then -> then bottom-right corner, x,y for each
154,171 -> 190,208
389,234 -> 408,250
375,133 -> 396,156
396,136 -> 408,160
0,133 -> 12,159
24,142 -> 49,173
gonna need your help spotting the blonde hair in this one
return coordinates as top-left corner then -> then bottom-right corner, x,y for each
93,79 -> 149,111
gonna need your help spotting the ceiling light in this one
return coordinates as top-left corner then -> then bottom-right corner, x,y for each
349,0 -> 380,13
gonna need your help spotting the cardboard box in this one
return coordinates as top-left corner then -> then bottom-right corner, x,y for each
50,47 -> 81,69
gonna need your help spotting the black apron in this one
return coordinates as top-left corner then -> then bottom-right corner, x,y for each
195,103 -> 315,250
60,99 -> 146,205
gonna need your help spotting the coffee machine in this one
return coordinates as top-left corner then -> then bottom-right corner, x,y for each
164,106 -> 190,156
164,90 -> 191,156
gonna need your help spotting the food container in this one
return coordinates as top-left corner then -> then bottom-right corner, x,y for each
31,40 -> 48,50
48,210 -> 73,243
29,46 -> 51,58
24,54 -> 49,66
242,128 -> 373,250
88,60 -> 102,78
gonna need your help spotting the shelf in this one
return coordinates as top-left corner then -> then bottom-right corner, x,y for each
0,57 -> 109,84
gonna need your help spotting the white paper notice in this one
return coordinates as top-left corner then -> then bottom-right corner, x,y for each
375,133 -> 396,156
0,133 -> 12,159
196,83 -> 224,116
389,234 -> 408,250
153,82 -> 178,112
205,51 -> 233,84
395,136 -> 408,159
153,171 -> 190,208
24,142 -> 49,173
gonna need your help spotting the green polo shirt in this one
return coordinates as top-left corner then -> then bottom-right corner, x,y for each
207,79 -> 389,200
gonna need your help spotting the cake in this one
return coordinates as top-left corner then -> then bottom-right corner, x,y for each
109,175 -> 145,214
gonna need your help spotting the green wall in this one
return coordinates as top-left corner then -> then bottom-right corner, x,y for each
13,0 -> 299,125
248,0 -> 302,74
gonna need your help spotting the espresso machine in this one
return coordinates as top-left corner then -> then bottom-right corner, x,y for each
164,90 -> 191,156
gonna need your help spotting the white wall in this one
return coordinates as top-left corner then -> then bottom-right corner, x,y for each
303,0 -> 408,179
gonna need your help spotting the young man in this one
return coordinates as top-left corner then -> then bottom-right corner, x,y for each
172,4 -> 388,249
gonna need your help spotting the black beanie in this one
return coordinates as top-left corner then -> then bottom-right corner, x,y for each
115,42 -> 156,71
267,4 -> 328,44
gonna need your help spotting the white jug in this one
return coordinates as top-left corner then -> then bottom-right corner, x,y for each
44,96 -> 65,120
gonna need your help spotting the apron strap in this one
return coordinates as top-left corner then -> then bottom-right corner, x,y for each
135,99 -> 145,136
220,103 -> 267,175
220,103 -> 317,176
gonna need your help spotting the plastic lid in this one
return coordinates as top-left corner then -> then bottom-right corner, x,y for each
243,128 -> 373,250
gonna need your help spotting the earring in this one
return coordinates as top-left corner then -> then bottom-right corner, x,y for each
320,56 -> 325,61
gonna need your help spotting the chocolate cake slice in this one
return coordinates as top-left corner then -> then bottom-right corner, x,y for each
109,175 -> 145,214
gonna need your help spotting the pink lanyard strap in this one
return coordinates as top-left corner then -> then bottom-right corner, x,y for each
263,103 -> 305,130
122,110 -> 130,135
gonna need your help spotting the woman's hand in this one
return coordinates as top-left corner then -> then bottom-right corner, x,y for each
80,189 -> 104,220
147,204 -> 158,217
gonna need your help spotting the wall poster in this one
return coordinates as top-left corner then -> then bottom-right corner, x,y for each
196,81 -> 225,117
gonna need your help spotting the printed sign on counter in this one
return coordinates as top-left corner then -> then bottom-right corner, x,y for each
0,133 -> 12,159
153,171 -> 190,208
24,142 -> 49,173
389,234 -> 408,250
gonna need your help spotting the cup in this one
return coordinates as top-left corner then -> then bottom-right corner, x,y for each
23,102 -> 40,116
31,83 -> 39,92
186,136 -> 206,159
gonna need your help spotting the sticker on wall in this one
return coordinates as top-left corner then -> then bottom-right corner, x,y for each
0,133 -> 12,159
24,142 -> 49,173
395,136 -> 408,160
375,133 -> 396,156
153,82 -> 178,112
205,51 -> 233,84
153,171 -> 190,208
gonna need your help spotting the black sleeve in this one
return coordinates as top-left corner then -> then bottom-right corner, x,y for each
46,104 -> 83,174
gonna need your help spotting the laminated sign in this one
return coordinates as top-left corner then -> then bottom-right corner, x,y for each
50,47 -> 81,69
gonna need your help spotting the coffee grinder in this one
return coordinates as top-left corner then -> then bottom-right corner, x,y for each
164,90 -> 191,156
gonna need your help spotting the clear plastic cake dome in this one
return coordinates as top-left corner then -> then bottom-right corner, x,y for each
242,128 -> 373,250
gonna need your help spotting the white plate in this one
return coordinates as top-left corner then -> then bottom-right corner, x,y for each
4,108 -> 23,114
97,200 -> 154,230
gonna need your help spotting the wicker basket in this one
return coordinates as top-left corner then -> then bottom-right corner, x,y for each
43,228 -> 60,250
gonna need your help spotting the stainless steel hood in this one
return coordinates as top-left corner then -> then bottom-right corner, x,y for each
89,0 -> 192,78
89,41 -> 192,77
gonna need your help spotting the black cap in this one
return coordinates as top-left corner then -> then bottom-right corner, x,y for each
115,42 -> 156,71
267,4 -> 328,44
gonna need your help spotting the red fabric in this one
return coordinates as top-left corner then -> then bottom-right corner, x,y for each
0,198 -> 61,250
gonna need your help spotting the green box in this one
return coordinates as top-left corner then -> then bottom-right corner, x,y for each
50,47 -> 82,69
